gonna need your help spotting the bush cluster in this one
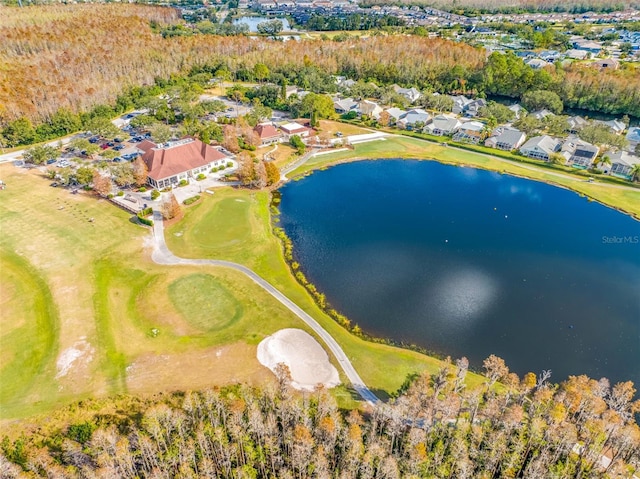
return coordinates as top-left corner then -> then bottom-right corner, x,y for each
183,195 -> 201,205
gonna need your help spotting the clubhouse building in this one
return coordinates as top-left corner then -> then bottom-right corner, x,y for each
138,137 -> 230,189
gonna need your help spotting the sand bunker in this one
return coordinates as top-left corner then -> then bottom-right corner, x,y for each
257,329 -> 340,391
56,339 -> 93,379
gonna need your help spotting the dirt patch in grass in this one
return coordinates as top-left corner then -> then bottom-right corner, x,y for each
126,342 -> 273,394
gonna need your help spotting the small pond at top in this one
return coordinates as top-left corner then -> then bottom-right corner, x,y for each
278,159 -> 640,386
232,16 -> 293,32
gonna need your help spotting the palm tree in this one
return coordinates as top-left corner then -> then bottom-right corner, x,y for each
597,154 -> 611,172
630,163 -> 640,182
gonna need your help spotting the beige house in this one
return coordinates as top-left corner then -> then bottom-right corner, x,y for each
139,137 -> 229,189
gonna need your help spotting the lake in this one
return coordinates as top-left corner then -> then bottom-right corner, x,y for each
232,16 -> 293,33
278,160 -> 640,386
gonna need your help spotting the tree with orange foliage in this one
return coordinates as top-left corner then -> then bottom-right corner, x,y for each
161,193 -> 181,220
222,125 -> 240,154
92,170 -> 112,197
132,156 -> 148,187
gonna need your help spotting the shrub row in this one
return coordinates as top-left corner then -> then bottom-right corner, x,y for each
183,195 -> 201,205
136,209 -> 153,227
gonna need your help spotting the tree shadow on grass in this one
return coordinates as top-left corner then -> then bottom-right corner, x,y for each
343,384 -> 391,403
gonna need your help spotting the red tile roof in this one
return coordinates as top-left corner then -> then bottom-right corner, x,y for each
141,138 -> 228,181
254,124 -> 282,140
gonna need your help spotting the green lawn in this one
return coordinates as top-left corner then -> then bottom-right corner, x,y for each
293,136 -> 640,220
0,166 -> 318,419
0,250 -> 59,416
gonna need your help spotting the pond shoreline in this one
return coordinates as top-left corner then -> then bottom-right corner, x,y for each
277,159 -> 640,385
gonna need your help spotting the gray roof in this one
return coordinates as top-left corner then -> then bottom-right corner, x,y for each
429,115 -> 461,132
562,136 -> 599,158
521,135 -> 561,154
334,98 -> 358,111
385,107 -> 407,121
625,127 -> 640,143
567,116 -> 588,130
401,109 -> 430,124
608,150 -> 640,167
494,128 -> 526,146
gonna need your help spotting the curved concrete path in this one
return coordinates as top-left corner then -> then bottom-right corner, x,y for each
150,211 -> 380,405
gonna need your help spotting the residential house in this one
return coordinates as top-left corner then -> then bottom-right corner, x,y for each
451,95 -> 472,115
485,127 -> 527,151
560,136 -> 599,168
285,85 -> 301,99
508,103 -> 525,119
573,40 -> 602,54
254,123 -> 283,146
357,100 -> 383,120
392,85 -> 422,103
397,109 -> 430,129
596,119 -> 626,135
519,135 -> 562,161
452,121 -> 485,144
280,122 -> 313,139
601,150 -> 640,178
626,127 -> 640,152
539,50 -> 561,62
384,107 -> 407,125
337,78 -> 356,90
333,98 -> 358,115
530,109 -> 555,121
424,114 -> 462,136
526,58 -> 553,69
515,50 -> 536,60
564,49 -> 589,60
255,0 -> 277,8
592,58 -> 619,70
139,137 -> 230,189
567,115 -> 588,134
463,99 -> 487,118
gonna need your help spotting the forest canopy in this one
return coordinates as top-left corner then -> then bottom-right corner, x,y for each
1,361 -> 639,478
1,4 -> 639,147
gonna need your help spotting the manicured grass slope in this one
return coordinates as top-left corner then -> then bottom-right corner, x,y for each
294,136 -> 640,219
0,166 -> 304,419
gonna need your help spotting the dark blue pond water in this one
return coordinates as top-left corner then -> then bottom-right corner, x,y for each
278,160 -> 640,386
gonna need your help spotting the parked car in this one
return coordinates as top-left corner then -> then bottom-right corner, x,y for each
113,145 -> 125,151
112,157 -> 123,163
100,144 -> 110,150
88,136 -> 100,144
58,160 -> 70,167
46,158 -> 57,165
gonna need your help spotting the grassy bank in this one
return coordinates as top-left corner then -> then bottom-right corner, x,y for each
292,135 -> 640,220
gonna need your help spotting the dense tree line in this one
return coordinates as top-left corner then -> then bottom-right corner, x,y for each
2,4 -> 639,148
300,13 -> 406,31
1,357 -> 638,478
358,0 -> 639,14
